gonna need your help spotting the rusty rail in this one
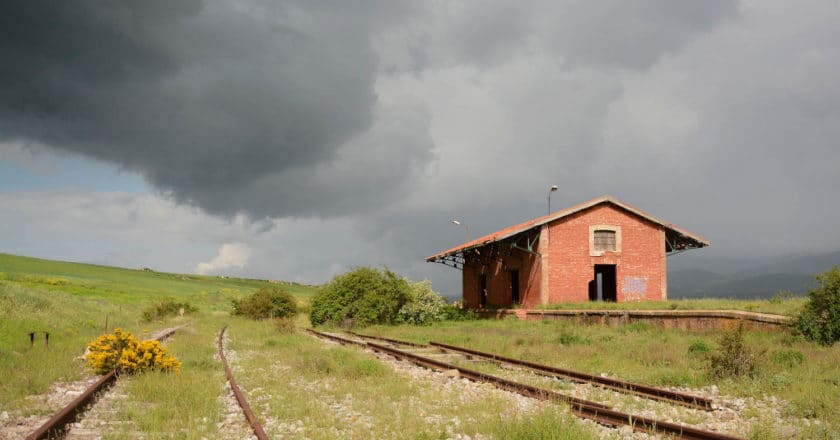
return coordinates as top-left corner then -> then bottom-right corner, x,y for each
307,329 -> 742,440
429,341 -> 714,410
345,330 -> 428,347
26,325 -> 186,440
218,326 -> 269,440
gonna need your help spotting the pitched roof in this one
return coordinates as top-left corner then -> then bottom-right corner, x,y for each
426,195 -> 710,262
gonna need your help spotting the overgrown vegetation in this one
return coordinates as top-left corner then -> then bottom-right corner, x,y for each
310,267 -> 470,327
398,279 -> 450,325
794,266 -> 840,345
310,267 -> 410,327
3,252 -> 840,437
708,325 -> 763,379
142,299 -> 197,321
86,328 -> 181,374
232,287 -> 298,320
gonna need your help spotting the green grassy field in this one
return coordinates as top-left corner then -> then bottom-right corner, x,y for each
0,253 -> 311,431
2,252 -> 837,439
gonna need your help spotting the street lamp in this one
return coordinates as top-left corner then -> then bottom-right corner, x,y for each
548,185 -> 559,215
451,219 -> 470,242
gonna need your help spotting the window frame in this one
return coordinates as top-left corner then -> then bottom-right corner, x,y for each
589,225 -> 621,256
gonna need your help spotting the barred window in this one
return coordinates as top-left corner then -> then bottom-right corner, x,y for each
593,230 -> 616,252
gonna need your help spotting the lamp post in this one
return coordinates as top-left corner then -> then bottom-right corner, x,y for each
547,185 -> 559,215
451,219 -> 470,242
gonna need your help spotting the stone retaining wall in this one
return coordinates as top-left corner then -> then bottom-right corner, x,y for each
478,309 -> 791,332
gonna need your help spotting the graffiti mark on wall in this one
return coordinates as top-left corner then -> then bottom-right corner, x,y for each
621,276 -> 648,301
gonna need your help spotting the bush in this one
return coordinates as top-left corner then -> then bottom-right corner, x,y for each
441,303 -> 477,321
310,267 -> 410,327
709,324 -> 762,379
398,280 -> 449,325
687,339 -> 711,356
232,287 -> 298,320
86,328 -> 181,375
142,299 -> 197,321
793,267 -> 840,345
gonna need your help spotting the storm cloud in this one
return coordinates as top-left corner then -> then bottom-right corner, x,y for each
0,0 -> 430,218
2,1 -> 840,289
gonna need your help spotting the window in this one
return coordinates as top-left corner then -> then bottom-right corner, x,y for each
593,230 -> 616,252
589,225 -> 621,256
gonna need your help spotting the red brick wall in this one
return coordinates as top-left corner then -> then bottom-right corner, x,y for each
460,202 -> 667,307
543,203 -> 665,303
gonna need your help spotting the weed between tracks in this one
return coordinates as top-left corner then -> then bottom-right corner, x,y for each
230,319 -> 596,439
365,318 -> 840,438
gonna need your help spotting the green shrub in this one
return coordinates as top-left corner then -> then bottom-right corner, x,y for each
709,325 -> 762,379
441,304 -> 476,321
141,299 -> 197,321
793,267 -> 840,345
771,349 -> 805,368
232,287 -> 297,320
687,339 -> 711,356
309,267 -> 410,327
397,280 -> 449,325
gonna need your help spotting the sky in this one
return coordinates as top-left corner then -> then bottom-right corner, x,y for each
1,0 -> 839,294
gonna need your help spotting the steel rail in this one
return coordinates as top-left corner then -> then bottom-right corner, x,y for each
218,326 -> 269,440
306,328 -> 367,346
306,329 -> 742,440
345,330 -> 428,347
429,341 -> 714,410
26,325 -> 186,440
307,329 -> 607,410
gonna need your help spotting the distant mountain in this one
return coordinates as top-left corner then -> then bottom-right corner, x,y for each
668,250 -> 839,299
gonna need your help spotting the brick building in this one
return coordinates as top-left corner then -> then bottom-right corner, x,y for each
427,196 -> 709,308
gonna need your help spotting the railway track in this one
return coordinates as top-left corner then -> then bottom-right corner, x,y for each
307,328 -> 743,440
26,325 -> 187,440
217,326 -> 269,440
347,331 -> 712,410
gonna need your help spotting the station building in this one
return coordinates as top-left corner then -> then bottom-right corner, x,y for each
427,196 -> 709,308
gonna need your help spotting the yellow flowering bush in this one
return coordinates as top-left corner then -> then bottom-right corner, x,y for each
86,328 -> 181,375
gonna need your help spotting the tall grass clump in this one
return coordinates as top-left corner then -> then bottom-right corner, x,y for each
793,266 -> 840,346
232,287 -> 297,320
489,408 -> 596,440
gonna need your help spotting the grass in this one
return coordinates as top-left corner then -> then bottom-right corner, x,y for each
2,251 -> 837,438
228,318 -> 595,439
114,319 -> 226,439
0,253 -> 312,424
364,317 -> 840,437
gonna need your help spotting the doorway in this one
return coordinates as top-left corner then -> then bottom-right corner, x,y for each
594,264 -> 617,302
510,269 -> 520,305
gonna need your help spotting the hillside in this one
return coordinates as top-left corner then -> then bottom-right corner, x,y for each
0,252 -> 316,412
669,250 -> 839,299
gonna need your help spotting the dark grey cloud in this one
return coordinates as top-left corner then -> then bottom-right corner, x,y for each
3,0 -> 840,295
0,0 -> 429,218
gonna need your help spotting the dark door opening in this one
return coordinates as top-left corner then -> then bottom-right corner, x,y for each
510,270 -> 520,305
594,264 -> 617,302
479,273 -> 487,307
